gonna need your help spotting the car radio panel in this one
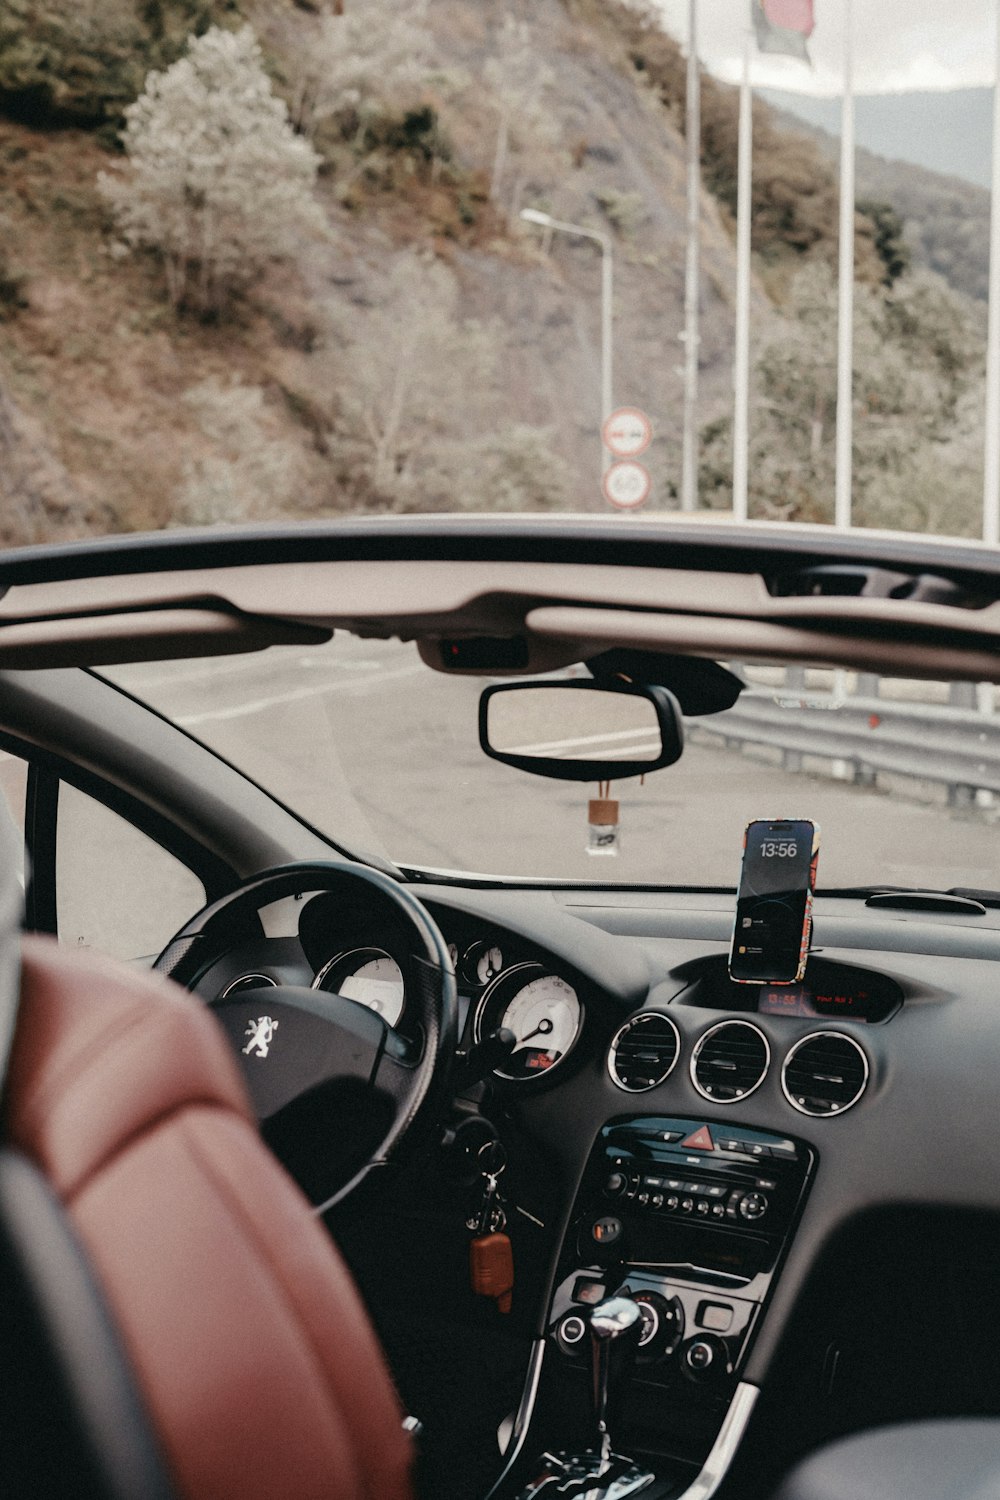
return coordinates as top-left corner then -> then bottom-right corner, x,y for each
547,1115 -> 815,1418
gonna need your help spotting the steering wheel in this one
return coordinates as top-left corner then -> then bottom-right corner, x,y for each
154,861 -> 458,1212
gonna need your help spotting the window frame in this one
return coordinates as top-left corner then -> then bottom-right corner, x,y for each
0,731 -> 235,940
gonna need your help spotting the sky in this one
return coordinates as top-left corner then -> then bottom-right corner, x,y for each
653,0 -> 997,96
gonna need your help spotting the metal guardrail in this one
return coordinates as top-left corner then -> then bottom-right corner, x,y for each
692,688 -> 1000,806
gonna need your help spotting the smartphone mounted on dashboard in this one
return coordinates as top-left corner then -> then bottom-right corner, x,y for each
729,819 -> 820,985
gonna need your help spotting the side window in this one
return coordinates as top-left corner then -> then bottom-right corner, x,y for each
0,750 -> 28,892
56,783 -> 204,961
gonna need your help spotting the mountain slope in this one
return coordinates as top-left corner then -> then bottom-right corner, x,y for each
762,87 -> 993,192
0,0 -> 980,542
0,0 -> 757,535
767,96 -> 991,304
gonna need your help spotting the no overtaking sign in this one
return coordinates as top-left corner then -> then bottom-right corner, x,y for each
602,407 -> 652,459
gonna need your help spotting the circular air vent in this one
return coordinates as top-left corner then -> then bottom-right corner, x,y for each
219,973 -> 278,999
608,1012 -> 681,1092
782,1032 -> 869,1117
691,1021 -> 769,1104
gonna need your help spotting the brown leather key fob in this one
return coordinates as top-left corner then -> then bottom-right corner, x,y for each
470,1230 -> 514,1313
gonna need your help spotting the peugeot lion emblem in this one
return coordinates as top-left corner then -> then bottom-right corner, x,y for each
243,1016 -> 279,1058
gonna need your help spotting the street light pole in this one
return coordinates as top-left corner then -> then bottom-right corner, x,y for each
732,10 -> 753,524
983,0 -> 1000,545
520,208 -> 614,482
680,0 -> 701,513
834,0 -> 855,530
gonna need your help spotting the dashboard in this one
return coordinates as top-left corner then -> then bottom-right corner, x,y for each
193,876 -> 1000,1497
198,877 -> 1000,1157
209,899 -> 903,1098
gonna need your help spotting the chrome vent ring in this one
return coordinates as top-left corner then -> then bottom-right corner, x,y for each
782,1032 -> 869,1117
691,1020 -> 770,1104
608,1012 -> 681,1092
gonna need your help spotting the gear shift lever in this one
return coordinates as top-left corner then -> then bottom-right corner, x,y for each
511,1296 -> 654,1498
590,1296 -> 643,1467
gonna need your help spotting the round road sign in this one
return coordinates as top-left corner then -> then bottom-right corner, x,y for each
602,407 -> 652,459
602,460 -> 652,510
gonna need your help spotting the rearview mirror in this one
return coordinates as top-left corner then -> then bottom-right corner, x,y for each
479,681 -> 684,782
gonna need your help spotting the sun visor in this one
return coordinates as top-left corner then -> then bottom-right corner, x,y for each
0,609 -> 330,670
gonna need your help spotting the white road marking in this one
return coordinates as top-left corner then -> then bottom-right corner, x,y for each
114,648 -> 394,692
177,663 -> 424,726
501,726 -> 663,755
558,741 -> 664,761
297,657 -> 386,672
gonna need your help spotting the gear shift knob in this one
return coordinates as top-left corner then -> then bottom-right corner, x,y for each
590,1296 -> 643,1462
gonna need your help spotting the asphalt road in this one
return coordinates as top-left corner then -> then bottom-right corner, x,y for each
112,638 -> 1000,896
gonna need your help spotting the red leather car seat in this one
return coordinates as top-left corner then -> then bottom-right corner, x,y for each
3,933 -> 415,1500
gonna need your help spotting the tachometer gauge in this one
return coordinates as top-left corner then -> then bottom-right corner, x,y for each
312,948 -> 405,1027
476,963 -> 582,1081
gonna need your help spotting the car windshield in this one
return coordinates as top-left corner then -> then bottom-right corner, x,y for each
103,645 -> 1000,892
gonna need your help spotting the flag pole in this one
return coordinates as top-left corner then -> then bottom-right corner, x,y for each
732,6 -> 753,523
834,0 -> 855,530
680,0 -> 700,512
983,0 -> 1000,546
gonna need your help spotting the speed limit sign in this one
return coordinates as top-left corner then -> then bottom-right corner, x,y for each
602,459 -> 651,510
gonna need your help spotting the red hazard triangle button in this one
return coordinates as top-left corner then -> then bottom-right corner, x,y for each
680,1126 -> 714,1152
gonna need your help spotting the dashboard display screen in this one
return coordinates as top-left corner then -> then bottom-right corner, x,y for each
758,975 -> 899,1023
677,955 -> 903,1025
758,985 -> 815,1018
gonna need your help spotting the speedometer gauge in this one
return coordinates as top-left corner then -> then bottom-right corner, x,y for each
476,963 -> 582,1081
312,948 -> 405,1027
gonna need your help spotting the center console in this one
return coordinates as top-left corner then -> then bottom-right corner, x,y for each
496,1115 -> 814,1499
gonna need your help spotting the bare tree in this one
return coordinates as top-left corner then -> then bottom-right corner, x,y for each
176,378 -> 308,524
289,0 -> 432,142
99,26 -> 325,317
484,15 -> 559,219
700,262 -> 985,534
322,251 -> 569,511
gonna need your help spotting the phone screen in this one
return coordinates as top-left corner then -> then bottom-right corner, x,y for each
729,819 -> 819,984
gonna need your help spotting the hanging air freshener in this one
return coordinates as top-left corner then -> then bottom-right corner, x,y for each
586,783 -> 620,857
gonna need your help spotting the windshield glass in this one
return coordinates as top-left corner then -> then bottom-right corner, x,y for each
105,644 -> 1000,891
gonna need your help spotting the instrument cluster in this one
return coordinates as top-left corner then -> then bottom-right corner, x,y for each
444,924 -> 585,1080
447,924 -> 587,1081
298,892 -> 586,1082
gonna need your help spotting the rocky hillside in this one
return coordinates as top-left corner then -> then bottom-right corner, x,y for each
769,103 -> 991,305
0,0 -> 984,543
